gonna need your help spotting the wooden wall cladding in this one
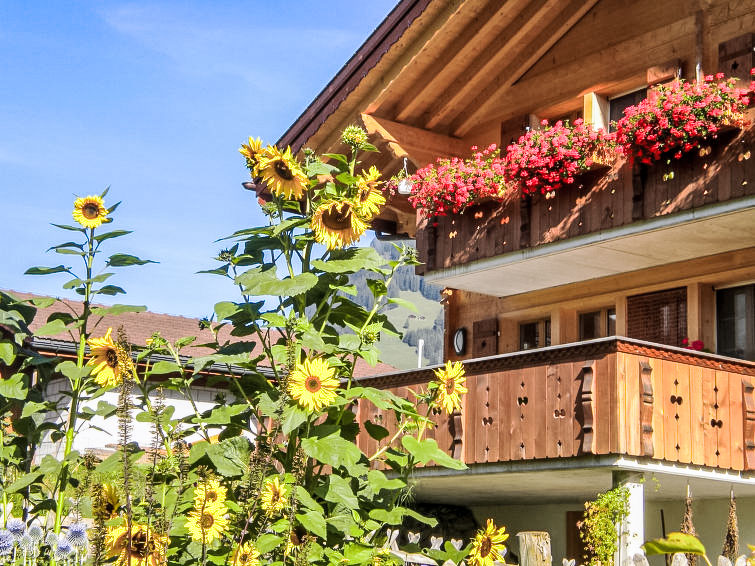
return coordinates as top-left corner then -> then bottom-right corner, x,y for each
473,318 -> 498,357
416,122 -> 755,275
356,339 -> 755,471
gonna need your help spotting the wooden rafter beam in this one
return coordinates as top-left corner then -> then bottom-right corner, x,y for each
360,113 -> 470,168
449,0 -> 600,136
424,0 -> 564,131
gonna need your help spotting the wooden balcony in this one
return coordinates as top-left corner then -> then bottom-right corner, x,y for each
356,338 -> 755,472
415,124 -> 755,296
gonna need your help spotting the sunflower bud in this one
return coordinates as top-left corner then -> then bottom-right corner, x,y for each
341,125 -> 369,149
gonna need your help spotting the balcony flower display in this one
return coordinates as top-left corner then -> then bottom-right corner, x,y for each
408,144 -> 508,215
503,119 -> 616,198
615,73 -> 751,165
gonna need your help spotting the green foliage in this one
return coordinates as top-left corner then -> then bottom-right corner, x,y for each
579,486 -> 630,566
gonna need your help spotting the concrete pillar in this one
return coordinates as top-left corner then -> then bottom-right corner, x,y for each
613,471 -> 645,566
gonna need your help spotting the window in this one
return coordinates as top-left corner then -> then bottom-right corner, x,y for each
627,287 -> 687,346
520,319 -> 551,350
609,88 -> 647,131
717,284 -> 755,360
578,308 -> 616,340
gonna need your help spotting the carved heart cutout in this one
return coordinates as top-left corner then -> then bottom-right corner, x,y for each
517,396 -> 529,406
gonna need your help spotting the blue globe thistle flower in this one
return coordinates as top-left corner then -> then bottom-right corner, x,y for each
54,539 -> 72,561
19,534 -> 34,552
65,523 -> 88,549
0,530 -> 14,556
6,518 -> 25,540
27,525 -> 43,543
44,531 -> 58,548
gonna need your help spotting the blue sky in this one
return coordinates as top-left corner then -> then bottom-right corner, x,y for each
0,1 -> 396,318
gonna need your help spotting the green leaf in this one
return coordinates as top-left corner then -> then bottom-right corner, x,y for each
281,404 -> 308,435
94,285 -> 126,296
301,432 -> 364,471
311,247 -> 384,274
94,230 -> 132,242
5,471 -> 44,494
273,217 -> 308,236
51,223 -> 86,232
296,486 -> 324,513
0,341 -> 16,365
205,437 -> 251,478
369,507 -> 437,527
149,361 -> 182,375
401,436 -> 466,470
34,319 -> 69,337
363,421 -> 389,441
256,534 -> 284,554
195,405 -> 247,425
296,511 -> 327,540
29,297 -> 56,308
324,475 -> 358,509
56,360 -> 91,381
365,470 -> 404,493
21,401 -> 48,418
25,265 -> 69,275
96,445 -> 144,474
387,297 -> 419,313
0,373 -> 28,399
107,253 -> 156,267
237,267 -> 318,297
89,304 -> 147,316
643,533 -> 706,557
214,301 -> 239,321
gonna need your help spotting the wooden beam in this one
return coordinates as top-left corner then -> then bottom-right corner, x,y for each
454,15 -> 696,135
360,113 -> 470,168
389,0 -> 531,124
449,0 -> 600,136
424,0 -> 561,131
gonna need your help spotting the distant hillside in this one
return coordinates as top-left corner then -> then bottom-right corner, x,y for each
350,239 -> 444,369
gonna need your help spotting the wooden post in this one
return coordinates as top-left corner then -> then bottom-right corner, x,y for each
517,531 -> 552,566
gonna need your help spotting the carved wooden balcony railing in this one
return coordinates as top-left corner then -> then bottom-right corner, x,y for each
356,338 -> 755,471
415,124 -> 755,275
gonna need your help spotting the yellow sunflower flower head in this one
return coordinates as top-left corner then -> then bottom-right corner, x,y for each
432,360 -> 467,414
232,542 -> 260,566
73,195 -> 109,229
469,519 -> 509,566
311,199 -> 367,250
288,357 -> 339,413
86,328 -> 132,388
101,483 -> 120,518
106,523 -> 167,566
257,145 -> 308,200
260,476 -> 289,517
355,166 -> 386,219
186,500 -> 227,544
193,477 -> 227,509
239,137 -> 264,176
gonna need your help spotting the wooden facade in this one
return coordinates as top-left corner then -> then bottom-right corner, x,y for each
356,339 -> 755,472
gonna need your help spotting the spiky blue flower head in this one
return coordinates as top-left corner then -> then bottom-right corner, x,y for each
65,523 -> 88,549
19,534 -> 34,552
27,525 -> 43,543
6,518 -> 25,540
0,530 -> 14,556
54,539 -> 72,561
44,531 -> 58,548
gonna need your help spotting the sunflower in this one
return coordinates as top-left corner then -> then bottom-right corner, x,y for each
72,195 -> 109,228
259,477 -> 289,517
186,501 -> 227,544
288,358 -> 339,413
239,137 -> 263,176
99,483 -> 120,518
355,166 -> 385,218
86,328 -> 131,388
432,360 -> 467,414
232,542 -> 260,566
469,520 -> 508,566
311,199 -> 367,250
257,145 -> 308,200
193,477 -> 227,509
106,524 -> 167,566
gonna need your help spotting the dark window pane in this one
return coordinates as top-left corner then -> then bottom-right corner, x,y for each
609,88 -> 648,131
627,287 -> 687,346
579,311 -> 601,340
607,308 -> 616,336
520,322 -> 538,350
544,319 -> 551,347
716,285 -> 755,360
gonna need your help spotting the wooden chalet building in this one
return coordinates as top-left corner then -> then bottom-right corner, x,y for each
278,1 -> 755,563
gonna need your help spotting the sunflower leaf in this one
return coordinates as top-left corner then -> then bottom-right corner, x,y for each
34,319 -> 69,337
93,285 -> 126,296
281,405 -> 308,435
89,304 -> 146,316
643,533 -> 706,557
51,223 -> 86,233
94,230 -> 132,242
25,265 -> 70,276
107,253 -> 156,267
401,436 -> 466,470
296,511 -> 328,540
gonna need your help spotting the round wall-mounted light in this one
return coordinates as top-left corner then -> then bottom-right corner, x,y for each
453,327 -> 467,356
